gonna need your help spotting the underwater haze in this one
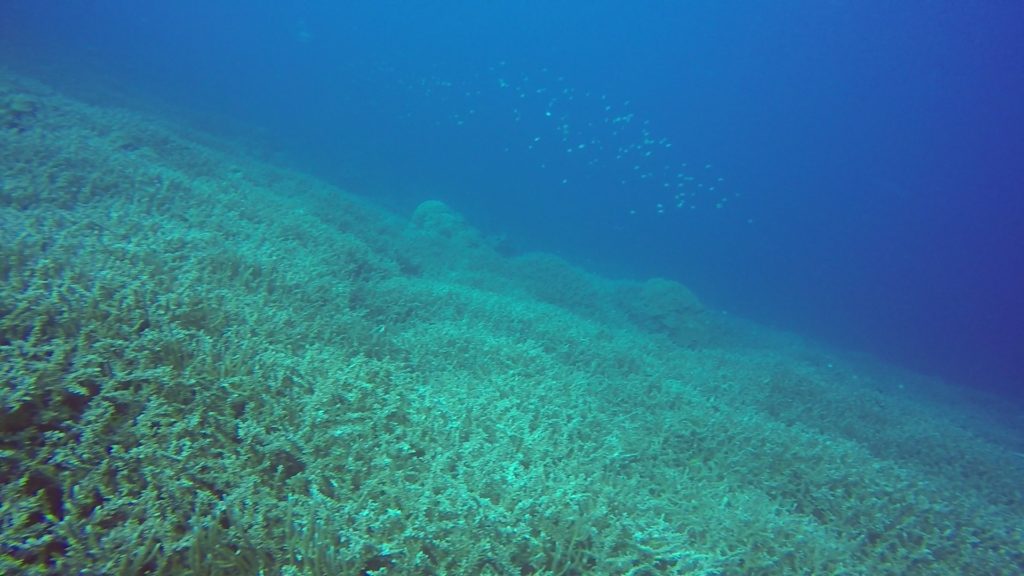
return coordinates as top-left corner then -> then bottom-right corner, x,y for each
5,2 -> 1024,574
4,1 -> 1023,393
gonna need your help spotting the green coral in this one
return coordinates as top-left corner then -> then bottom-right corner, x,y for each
2,68 -> 1023,575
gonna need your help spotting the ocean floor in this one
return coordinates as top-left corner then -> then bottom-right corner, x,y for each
2,69 -> 1023,575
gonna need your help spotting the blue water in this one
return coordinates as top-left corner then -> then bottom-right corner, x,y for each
3,1 -> 1022,397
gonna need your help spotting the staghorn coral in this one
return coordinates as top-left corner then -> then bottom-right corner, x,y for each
2,68 -> 1023,575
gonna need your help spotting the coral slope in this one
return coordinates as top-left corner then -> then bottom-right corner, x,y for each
1,70 -> 1022,575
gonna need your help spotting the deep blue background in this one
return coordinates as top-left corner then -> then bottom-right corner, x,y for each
3,1 -> 1022,396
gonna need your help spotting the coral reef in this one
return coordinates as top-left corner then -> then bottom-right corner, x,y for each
2,69 -> 1023,575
